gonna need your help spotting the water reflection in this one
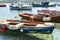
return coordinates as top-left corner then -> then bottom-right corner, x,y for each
0,31 -> 44,40
52,29 -> 60,40
0,28 -> 59,40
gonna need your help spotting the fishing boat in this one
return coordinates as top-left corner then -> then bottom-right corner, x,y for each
32,2 -> 56,7
0,20 -> 55,34
0,3 -> 6,7
19,10 -> 60,23
10,4 -> 32,10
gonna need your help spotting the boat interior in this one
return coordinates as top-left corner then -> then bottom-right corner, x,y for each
0,20 -> 55,28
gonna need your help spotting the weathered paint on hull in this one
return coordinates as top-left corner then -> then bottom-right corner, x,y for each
0,24 -> 55,34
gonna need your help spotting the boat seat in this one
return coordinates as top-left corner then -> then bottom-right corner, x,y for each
8,23 -> 25,30
35,22 -> 54,27
8,22 -> 18,25
16,23 -> 25,27
44,22 -> 54,27
35,15 -> 44,19
35,24 -> 46,27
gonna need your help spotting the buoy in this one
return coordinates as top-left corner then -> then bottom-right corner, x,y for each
20,29 -> 23,32
2,25 -> 6,33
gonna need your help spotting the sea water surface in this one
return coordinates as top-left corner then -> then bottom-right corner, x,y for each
0,4 -> 60,40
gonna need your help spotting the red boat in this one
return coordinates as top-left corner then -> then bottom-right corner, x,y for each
19,10 -> 60,23
0,3 -> 6,7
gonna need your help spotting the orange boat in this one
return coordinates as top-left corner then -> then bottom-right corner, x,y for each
19,10 -> 60,23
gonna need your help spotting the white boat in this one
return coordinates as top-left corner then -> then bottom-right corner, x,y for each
10,3 -> 32,10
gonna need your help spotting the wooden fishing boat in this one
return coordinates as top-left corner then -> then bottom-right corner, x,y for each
32,2 -> 56,7
0,20 -> 55,34
19,10 -> 60,23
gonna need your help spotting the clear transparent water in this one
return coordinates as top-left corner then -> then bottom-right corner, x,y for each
52,29 -> 60,40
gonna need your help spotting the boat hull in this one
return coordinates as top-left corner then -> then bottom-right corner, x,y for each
32,4 -> 56,7
0,24 -> 55,34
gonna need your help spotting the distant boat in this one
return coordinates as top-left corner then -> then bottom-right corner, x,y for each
0,20 -> 55,34
32,2 -> 56,7
19,10 -> 60,23
10,4 -> 32,10
0,3 -> 6,7
56,3 -> 60,6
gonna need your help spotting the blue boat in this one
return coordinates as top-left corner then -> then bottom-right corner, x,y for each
0,20 -> 55,34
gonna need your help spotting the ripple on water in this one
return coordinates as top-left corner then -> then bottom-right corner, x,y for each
52,29 -> 60,40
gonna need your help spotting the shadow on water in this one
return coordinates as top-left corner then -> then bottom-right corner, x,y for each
0,30 -> 44,40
